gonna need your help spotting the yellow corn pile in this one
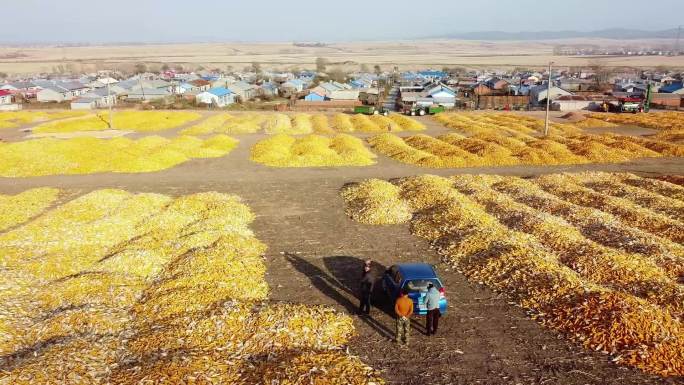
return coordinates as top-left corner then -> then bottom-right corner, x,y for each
369,131 -> 681,168
0,189 -> 383,384
0,188 -> 60,231
32,110 -> 202,133
0,111 -> 87,129
0,134 -> 238,177
434,112 -> 580,136
586,112 -> 684,142
341,172 -> 684,377
251,133 -> 377,167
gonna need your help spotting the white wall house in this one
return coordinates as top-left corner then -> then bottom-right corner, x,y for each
37,87 -> 69,102
196,87 -> 235,107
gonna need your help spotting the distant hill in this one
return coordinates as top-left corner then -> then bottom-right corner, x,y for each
439,28 -> 680,41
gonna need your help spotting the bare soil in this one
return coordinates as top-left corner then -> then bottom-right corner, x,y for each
1,114 -> 683,385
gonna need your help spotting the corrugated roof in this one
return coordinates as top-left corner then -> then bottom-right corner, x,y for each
206,87 -> 233,97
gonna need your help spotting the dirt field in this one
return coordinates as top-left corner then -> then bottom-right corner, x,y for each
1,112 -> 683,384
2,39 -> 684,75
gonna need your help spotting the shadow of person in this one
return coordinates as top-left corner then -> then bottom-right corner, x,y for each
322,255 -> 395,318
324,256 -> 432,336
284,252 -> 394,339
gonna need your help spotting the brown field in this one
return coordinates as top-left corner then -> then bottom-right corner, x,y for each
1,39 -> 684,74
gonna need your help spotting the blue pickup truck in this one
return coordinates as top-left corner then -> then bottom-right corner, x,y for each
382,263 -> 447,316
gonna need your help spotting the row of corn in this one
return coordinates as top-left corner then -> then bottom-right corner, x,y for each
251,133 -> 377,167
183,112 -> 425,135
341,171 -> 684,377
368,131 -> 683,168
0,111 -> 88,129
30,110 -> 202,133
0,189 -> 383,384
585,112 -> 684,142
0,134 -> 238,177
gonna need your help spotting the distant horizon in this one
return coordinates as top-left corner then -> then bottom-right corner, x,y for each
0,27 -> 681,46
2,0 -> 683,43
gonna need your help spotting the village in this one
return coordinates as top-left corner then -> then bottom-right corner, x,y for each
1,61 -> 683,113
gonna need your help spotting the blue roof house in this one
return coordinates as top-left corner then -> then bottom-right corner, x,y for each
196,87 -> 235,107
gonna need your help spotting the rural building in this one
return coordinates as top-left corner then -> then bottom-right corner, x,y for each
70,97 -> 99,110
358,88 -> 380,105
425,84 -> 457,107
126,86 -> 171,101
304,91 -> 325,101
553,95 -> 596,111
188,79 -> 212,92
196,87 -> 235,107
227,81 -> 258,101
659,82 -> 683,93
0,81 -> 41,98
529,85 -> 573,106
37,86 -> 70,102
328,89 -> 359,101
259,82 -> 279,97
0,90 -> 13,104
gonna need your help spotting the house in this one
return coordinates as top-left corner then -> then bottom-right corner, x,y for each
659,82 -> 684,93
358,88 -> 380,105
485,78 -> 509,91
0,81 -> 41,98
529,84 -> 573,106
425,84 -> 457,107
70,97 -> 99,110
281,79 -> 306,95
304,91 -> 325,101
188,79 -> 212,92
473,83 -> 494,96
0,90 -> 13,105
259,82 -> 279,97
328,89 -> 360,101
226,81 -> 258,101
196,87 -> 235,107
552,95 -> 595,111
37,86 -> 70,102
126,86 -> 171,101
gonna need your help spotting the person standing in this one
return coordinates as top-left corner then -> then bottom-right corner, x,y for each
424,283 -> 441,336
394,289 -> 413,346
358,265 -> 374,315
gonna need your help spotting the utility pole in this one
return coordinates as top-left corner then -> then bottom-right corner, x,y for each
107,76 -> 114,129
676,25 -> 682,55
544,61 -> 554,137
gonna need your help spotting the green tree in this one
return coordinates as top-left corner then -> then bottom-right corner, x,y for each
373,64 -> 382,75
360,63 -> 370,73
161,63 -> 170,71
0,72 -> 7,79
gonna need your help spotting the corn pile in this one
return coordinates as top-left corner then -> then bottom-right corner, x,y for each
0,188 -> 60,231
341,172 -> 684,377
434,112 -> 580,136
586,112 -> 684,142
0,111 -> 87,129
368,130 -> 682,168
181,113 -> 236,135
32,110 -> 202,133
0,134 -> 238,177
250,133 -> 377,167
341,179 -> 412,224
0,189 -> 383,384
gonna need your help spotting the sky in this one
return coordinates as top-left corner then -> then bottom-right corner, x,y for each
2,0 -> 683,43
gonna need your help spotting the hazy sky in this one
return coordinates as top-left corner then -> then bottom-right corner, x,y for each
3,0 -> 683,43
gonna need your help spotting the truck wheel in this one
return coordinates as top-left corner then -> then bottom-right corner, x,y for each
410,111 -> 416,116
419,109 -> 426,116
373,110 -> 379,115
383,111 -> 389,116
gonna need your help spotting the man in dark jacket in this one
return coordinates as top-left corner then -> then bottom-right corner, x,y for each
358,265 -> 375,315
